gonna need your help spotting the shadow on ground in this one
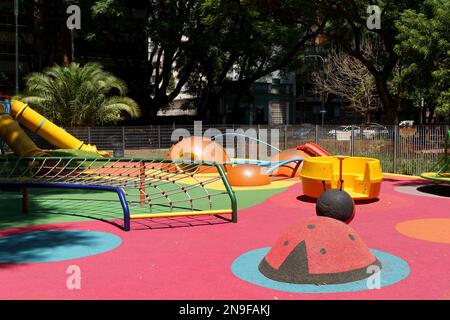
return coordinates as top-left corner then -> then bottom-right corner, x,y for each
0,188 -> 125,231
0,228 -> 98,269
417,185 -> 450,197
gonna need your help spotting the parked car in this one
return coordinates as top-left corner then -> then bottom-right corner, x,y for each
362,123 -> 389,139
399,120 -> 415,128
292,127 -> 313,139
328,126 -> 361,138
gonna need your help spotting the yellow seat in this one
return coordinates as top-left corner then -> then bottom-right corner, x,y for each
300,156 -> 383,200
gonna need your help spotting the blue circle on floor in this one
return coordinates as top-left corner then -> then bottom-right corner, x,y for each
232,248 -> 410,293
0,230 -> 122,263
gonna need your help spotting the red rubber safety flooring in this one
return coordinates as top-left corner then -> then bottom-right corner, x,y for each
0,176 -> 449,300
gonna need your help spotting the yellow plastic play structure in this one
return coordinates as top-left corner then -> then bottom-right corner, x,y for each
0,99 -> 108,157
300,156 -> 383,200
0,112 -> 46,157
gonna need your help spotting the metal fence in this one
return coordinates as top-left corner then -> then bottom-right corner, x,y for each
17,124 -> 450,176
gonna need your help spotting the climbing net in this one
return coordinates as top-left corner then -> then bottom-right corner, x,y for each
0,157 -> 237,226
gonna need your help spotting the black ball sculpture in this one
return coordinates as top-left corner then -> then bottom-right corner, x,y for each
316,189 -> 355,224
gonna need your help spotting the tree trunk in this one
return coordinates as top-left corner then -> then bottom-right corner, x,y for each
365,112 -> 371,124
196,88 -> 222,123
375,77 -> 398,124
427,105 -> 436,124
61,29 -> 73,65
421,107 -> 427,125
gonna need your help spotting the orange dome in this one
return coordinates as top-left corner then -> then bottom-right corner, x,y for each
227,164 -> 271,187
271,148 -> 309,177
167,136 -> 230,173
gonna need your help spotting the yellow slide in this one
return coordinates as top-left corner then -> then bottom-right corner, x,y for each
0,99 -> 109,157
0,113 -> 46,157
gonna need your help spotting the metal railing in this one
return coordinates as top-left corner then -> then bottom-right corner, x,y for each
11,124 -> 450,176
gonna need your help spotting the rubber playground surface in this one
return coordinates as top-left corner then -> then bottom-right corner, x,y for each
0,174 -> 449,300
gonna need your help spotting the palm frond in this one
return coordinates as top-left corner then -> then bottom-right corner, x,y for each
19,63 -> 140,126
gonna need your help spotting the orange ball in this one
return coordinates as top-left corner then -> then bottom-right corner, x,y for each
227,164 -> 271,187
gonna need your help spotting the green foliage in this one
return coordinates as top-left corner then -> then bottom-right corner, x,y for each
184,0 -> 329,118
46,149 -> 104,159
18,0 -> 448,123
436,90 -> 450,118
395,0 -> 450,120
320,1 -> 426,121
18,63 -> 141,126
144,0 -> 328,116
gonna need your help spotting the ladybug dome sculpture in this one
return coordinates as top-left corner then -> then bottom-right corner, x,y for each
259,217 -> 381,285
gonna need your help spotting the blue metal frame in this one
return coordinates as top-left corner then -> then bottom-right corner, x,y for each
0,182 -> 131,231
0,97 -> 11,116
0,97 -> 12,154
265,158 -> 304,175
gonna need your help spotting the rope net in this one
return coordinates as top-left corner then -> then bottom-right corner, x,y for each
0,157 -> 235,217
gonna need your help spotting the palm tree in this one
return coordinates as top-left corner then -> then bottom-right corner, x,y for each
18,63 -> 141,126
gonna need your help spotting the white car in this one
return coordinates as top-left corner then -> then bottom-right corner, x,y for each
399,120 -> 415,128
362,124 -> 389,139
328,126 -> 361,137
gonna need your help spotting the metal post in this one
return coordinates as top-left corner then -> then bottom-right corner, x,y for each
321,94 -> 325,127
87,127 -> 91,144
158,126 -> 161,149
284,125 -> 288,150
122,126 -> 126,156
14,0 -> 19,95
140,161 -> 146,206
351,125 -> 355,157
337,156 -> 347,191
315,125 -> 319,144
216,164 -> 238,223
393,125 -> 399,173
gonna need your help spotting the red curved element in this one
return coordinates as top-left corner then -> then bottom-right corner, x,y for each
297,143 -> 331,157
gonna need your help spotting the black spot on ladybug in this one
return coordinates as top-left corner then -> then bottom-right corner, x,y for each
307,224 -> 316,229
349,234 -> 356,241
283,241 -> 289,246
320,248 -> 327,255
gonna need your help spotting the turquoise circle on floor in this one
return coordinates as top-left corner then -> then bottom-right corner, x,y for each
0,230 -> 122,263
232,248 -> 410,293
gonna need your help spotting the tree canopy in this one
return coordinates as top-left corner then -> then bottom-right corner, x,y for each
146,0 -> 329,121
395,0 -> 450,120
7,0 -> 450,124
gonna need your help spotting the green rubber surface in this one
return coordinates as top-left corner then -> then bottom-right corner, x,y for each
0,186 -> 291,230
420,172 -> 450,184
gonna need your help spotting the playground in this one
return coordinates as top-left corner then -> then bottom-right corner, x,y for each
0,98 -> 449,300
